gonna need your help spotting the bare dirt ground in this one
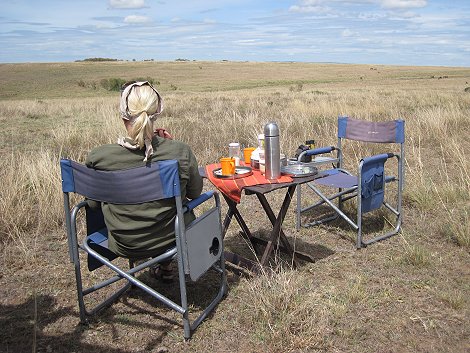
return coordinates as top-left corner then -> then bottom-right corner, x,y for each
1,194 -> 469,353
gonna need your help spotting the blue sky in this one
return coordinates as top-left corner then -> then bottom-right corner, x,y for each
1,0 -> 469,66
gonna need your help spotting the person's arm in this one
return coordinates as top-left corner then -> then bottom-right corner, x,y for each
186,148 -> 203,199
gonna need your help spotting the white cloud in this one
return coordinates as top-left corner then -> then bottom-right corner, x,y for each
289,0 -> 428,13
341,29 -> 356,37
298,0 -> 323,4
396,11 -> 419,18
358,12 -> 387,20
289,0 -> 333,13
124,15 -> 151,24
289,5 -> 326,13
380,0 -> 427,10
109,0 -> 146,9
203,18 -> 216,24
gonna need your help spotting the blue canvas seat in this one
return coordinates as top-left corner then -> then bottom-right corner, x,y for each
295,116 -> 405,248
60,159 -> 227,339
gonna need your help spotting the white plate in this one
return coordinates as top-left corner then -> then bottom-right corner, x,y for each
213,166 -> 253,179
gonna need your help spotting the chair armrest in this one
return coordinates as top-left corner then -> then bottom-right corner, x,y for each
71,200 -> 89,223
184,191 -> 216,213
300,146 -> 336,160
358,153 -> 397,182
360,153 -> 394,165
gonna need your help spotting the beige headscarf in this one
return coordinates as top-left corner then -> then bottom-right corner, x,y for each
118,81 -> 164,162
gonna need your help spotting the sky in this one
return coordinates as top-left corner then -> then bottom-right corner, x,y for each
1,0 -> 469,67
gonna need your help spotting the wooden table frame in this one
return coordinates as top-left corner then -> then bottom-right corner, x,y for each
218,174 -> 320,269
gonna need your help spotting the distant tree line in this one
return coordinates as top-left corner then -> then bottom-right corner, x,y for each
77,77 -> 160,91
75,57 -> 207,62
75,58 -> 119,62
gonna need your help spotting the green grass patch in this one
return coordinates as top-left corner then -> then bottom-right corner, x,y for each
401,243 -> 431,267
439,208 -> 470,248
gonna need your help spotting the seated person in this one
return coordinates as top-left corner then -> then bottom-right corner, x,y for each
86,81 -> 203,281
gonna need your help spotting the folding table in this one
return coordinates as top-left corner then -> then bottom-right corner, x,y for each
201,164 -> 322,270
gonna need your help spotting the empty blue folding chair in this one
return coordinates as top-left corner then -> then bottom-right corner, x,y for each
296,116 -> 405,248
60,158 -> 227,339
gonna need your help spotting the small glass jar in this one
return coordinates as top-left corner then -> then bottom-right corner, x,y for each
229,142 -> 241,166
257,134 -> 265,149
259,150 -> 265,174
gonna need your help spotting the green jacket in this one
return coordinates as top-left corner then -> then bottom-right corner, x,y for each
85,136 -> 203,259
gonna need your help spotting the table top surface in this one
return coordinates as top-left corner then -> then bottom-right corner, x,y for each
243,172 -> 324,194
200,165 -> 327,196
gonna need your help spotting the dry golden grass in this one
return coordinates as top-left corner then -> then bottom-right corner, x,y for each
0,61 -> 469,352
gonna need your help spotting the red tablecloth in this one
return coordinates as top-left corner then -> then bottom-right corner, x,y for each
205,163 -> 293,203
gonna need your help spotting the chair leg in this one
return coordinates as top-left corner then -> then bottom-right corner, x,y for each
175,256 -> 191,339
188,254 -> 227,337
309,184 -> 359,230
357,210 -> 363,249
356,200 -> 403,248
298,182 -> 357,229
74,256 -> 132,322
361,212 -> 402,247
177,257 -> 228,340
73,261 -> 88,324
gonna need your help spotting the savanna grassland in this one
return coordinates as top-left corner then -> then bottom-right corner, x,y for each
0,61 -> 469,353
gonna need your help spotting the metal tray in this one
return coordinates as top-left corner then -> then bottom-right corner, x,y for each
213,166 -> 253,179
281,163 -> 318,178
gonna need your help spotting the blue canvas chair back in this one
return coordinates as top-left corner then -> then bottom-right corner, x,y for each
60,159 -> 181,269
338,116 -> 405,144
337,117 -> 404,213
60,159 -> 181,203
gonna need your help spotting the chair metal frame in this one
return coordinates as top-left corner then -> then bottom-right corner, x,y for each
296,116 -> 405,248
60,158 -> 227,339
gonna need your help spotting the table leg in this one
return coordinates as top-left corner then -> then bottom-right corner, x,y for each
221,194 -> 254,239
220,187 -> 315,272
258,185 -> 299,267
220,194 -> 262,273
222,205 -> 233,237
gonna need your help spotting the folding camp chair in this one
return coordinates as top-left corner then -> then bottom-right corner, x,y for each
295,116 -> 405,249
60,159 -> 227,339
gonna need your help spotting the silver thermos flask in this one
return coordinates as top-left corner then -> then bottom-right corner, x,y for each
264,122 -> 281,180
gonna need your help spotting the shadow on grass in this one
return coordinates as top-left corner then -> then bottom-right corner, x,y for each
223,229 -> 336,270
0,268 -> 227,353
299,204 -> 395,245
0,293 -> 150,353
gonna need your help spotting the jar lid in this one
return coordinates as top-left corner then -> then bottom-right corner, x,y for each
229,142 -> 240,147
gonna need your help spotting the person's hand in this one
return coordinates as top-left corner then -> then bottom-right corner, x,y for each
154,128 -> 173,139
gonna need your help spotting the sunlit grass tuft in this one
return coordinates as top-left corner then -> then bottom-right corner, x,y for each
236,268 -> 329,351
439,208 -> 470,248
438,289 -> 466,310
400,235 -> 431,267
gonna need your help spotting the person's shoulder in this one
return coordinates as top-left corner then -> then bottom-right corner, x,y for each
86,143 -> 127,168
89,144 -> 123,157
156,137 -> 192,150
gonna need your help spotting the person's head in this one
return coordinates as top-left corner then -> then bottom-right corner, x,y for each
119,81 -> 163,149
